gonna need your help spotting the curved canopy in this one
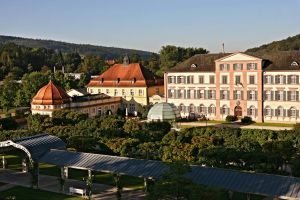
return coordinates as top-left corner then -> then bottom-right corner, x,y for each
147,102 -> 180,121
0,134 -> 66,162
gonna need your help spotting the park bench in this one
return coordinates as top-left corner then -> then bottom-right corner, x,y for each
69,186 -> 86,196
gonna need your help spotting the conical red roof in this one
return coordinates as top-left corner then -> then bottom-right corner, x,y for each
31,80 -> 71,105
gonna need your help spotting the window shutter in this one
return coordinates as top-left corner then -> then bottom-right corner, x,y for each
274,91 -> 278,100
263,109 -> 266,116
220,90 -> 223,99
255,91 -> 258,100
184,90 -> 186,99
247,91 -> 250,100
288,75 -> 291,84
247,108 -> 250,116
283,109 -> 287,117
227,91 -> 230,100
287,91 -> 291,101
283,91 -> 286,101
204,90 -> 208,99
271,76 -> 274,84
234,91 -> 237,100
297,91 -> 299,101
255,109 -> 258,116
271,91 -> 274,101
297,110 -> 299,117
297,76 -> 300,84
283,76 -> 286,84
274,109 -> 277,116
264,76 -> 267,84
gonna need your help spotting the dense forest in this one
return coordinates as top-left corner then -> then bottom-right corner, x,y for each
0,35 -> 154,59
247,34 -> 300,53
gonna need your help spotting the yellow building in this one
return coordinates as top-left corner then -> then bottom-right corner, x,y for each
87,56 -> 164,113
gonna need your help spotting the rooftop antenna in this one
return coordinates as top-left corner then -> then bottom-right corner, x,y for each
222,43 -> 225,54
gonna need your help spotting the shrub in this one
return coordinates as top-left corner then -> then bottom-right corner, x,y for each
225,115 -> 237,122
241,116 -> 252,123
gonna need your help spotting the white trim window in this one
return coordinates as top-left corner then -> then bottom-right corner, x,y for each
247,63 -> 257,70
220,64 -> 230,71
291,75 -> 297,84
264,75 -> 272,84
265,91 -> 271,101
189,104 -> 195,113
222,75 -> 228,84
179,104 -> 185,112
199,104 -> 205,113
208,104 -> 216,114
236,90 -> 242,100
277,106 -> 284,117
221,105 -> 229,115
289,107 -> 297,117
249,90 -> 256,100
265,106 -> 272,116
249,106 -> 256,116
233,63 -> 243,70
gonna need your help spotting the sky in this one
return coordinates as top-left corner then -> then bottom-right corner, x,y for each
0,0 -> 300,53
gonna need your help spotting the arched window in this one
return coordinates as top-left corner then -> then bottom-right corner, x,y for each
179,104 -> 185,112
264,106 -> 271,116
189,104 -> 195,113
289,107 -> 297,117
208,104 -> 216,114
249,106 -> 256,116
277,106 -> 284,117
221,105 -> 228,115
198,104 -> 205,113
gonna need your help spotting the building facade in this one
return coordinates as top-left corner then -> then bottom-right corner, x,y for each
31,80 -> 121,117
87,56 -> 164,113
165,52 -> 300,123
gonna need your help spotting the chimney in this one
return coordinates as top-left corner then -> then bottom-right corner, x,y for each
222,43 -> 225,54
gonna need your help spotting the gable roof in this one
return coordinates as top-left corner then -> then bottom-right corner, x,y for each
87,63 -> 163,87
215,52 -> 262,62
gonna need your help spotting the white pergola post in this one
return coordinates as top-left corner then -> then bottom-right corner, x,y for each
22,157 -> 28,172
88,169 -> 92,179
63,166 -> 68,179
2,156 -> 6,169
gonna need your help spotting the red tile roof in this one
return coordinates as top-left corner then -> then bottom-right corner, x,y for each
32,81 -> 71,105
87,63 -> 163,87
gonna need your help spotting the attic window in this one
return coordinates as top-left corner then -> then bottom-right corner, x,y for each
291,61 -> 299,66
101,78 -> 104,83
191,64 -> 197,68
116,78 -> 120,83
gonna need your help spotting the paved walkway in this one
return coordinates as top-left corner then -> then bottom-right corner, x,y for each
180,122 -> 293,131
0,169 -> 146,200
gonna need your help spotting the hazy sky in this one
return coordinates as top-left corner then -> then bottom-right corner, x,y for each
0,0 -> 299,53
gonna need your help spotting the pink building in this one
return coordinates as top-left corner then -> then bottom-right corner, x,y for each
165,52 -> 300,123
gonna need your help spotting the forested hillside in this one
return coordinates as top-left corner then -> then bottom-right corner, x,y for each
0,35 -> 154,59
247,34 -> 300,53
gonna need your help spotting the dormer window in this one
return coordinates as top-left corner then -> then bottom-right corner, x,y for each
116,78 -> 120,84
191,64 -> 197,68
291,61 -> 299,66
101,78 -> 104,83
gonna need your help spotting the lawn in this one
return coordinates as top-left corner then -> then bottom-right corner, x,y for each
0,186 -> 83,200
1,152 -> 144,190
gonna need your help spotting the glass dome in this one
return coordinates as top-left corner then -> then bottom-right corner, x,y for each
147,102 -> 180,121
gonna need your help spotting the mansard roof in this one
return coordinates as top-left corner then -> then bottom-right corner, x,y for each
168,53 -> 231,72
